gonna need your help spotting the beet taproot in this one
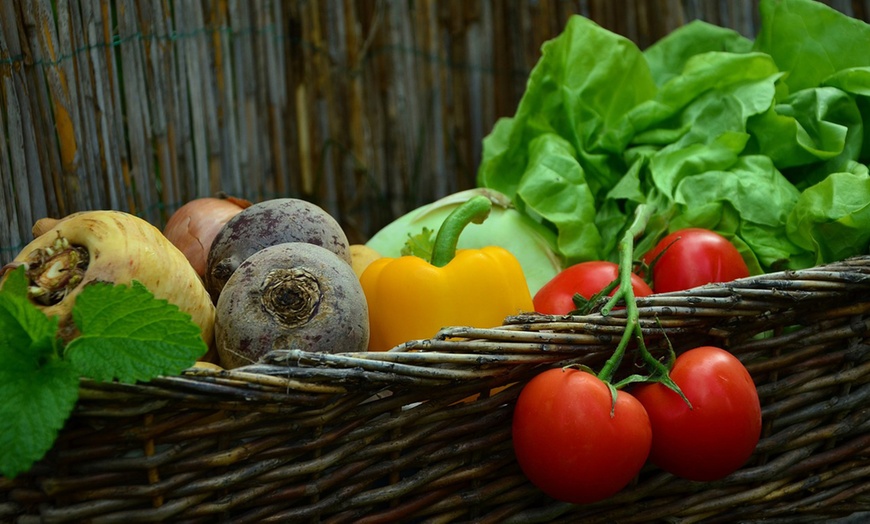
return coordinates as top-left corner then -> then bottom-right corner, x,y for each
214,242 -> 369,369
205,198 -> 351,302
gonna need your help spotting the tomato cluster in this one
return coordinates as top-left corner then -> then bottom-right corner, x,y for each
534,228 -> 750,313
633,346 -> 762,482
533,261 -> 652,315
511,367 -> 652,504
517,228 -> 760,504
642,228 -> 751,293
513,347 -> 761,504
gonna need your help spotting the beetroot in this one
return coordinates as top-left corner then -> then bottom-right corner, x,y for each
214,242 -> 368,368
206,198 -> 351,302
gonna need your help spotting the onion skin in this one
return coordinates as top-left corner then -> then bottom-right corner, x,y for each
163,195 -> 251,277
1,211 -> 216,358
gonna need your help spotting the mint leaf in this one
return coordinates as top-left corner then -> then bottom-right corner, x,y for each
0,271 -> 208,479
0,266 -> 60,356
0,264 -> 28,295
0,314 -> 79,478
66,281 -> 207,383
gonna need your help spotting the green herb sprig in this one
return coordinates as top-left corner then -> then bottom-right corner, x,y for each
0,266 -> 207,478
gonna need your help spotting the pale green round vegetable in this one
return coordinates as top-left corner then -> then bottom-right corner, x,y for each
366,188 -> 564,295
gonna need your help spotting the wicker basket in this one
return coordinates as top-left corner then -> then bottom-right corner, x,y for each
3,256 -> 870,523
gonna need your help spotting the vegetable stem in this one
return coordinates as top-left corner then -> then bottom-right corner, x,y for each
595,204 -> 691,406
596,205 -> 650,384
430,195 -> 492,267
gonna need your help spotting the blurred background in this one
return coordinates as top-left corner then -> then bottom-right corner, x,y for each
2,0 -> 868,257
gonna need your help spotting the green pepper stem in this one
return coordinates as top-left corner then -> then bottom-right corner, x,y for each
430,195 -> 492,267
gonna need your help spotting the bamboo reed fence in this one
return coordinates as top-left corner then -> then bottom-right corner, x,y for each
1,0 -> 869,259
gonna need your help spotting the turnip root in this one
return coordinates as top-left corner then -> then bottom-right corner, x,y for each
215,242 -> 369,369
206,198 -> 351,302
1,211 -> 216,352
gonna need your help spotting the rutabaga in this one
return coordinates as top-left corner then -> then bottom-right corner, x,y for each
1,211 -> 215,351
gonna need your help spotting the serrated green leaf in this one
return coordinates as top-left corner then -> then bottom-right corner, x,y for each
0,347 -> 79,479
0,267 -> 60,356
401,227 -> 436,261
66,280 -> 207,383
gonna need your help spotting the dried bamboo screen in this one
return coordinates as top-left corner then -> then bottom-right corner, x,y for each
2,0 -> 868,259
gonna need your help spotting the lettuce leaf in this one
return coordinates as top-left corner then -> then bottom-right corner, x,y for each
477,16 -> 656,263
824,67 -> 870,163
644,20 -> 754,87
787,167 -> 870,265
754,0 -> 870,93
477,0 -> 870,271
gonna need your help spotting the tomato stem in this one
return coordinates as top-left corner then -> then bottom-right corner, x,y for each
595,204 -> 692,408
596,205 -> 651,384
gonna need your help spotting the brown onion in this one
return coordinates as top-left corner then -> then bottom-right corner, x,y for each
163,194 -> 252,277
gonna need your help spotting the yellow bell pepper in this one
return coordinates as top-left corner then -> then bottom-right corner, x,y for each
360,196 -> 534,351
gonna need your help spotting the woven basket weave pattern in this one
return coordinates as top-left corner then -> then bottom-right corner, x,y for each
3,257 -> 870,522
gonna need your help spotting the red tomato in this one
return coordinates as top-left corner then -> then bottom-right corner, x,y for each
512,368 -> 652,504
632,346 -> 761,482
533,261 -> 653,315
643,228 -> 750,293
